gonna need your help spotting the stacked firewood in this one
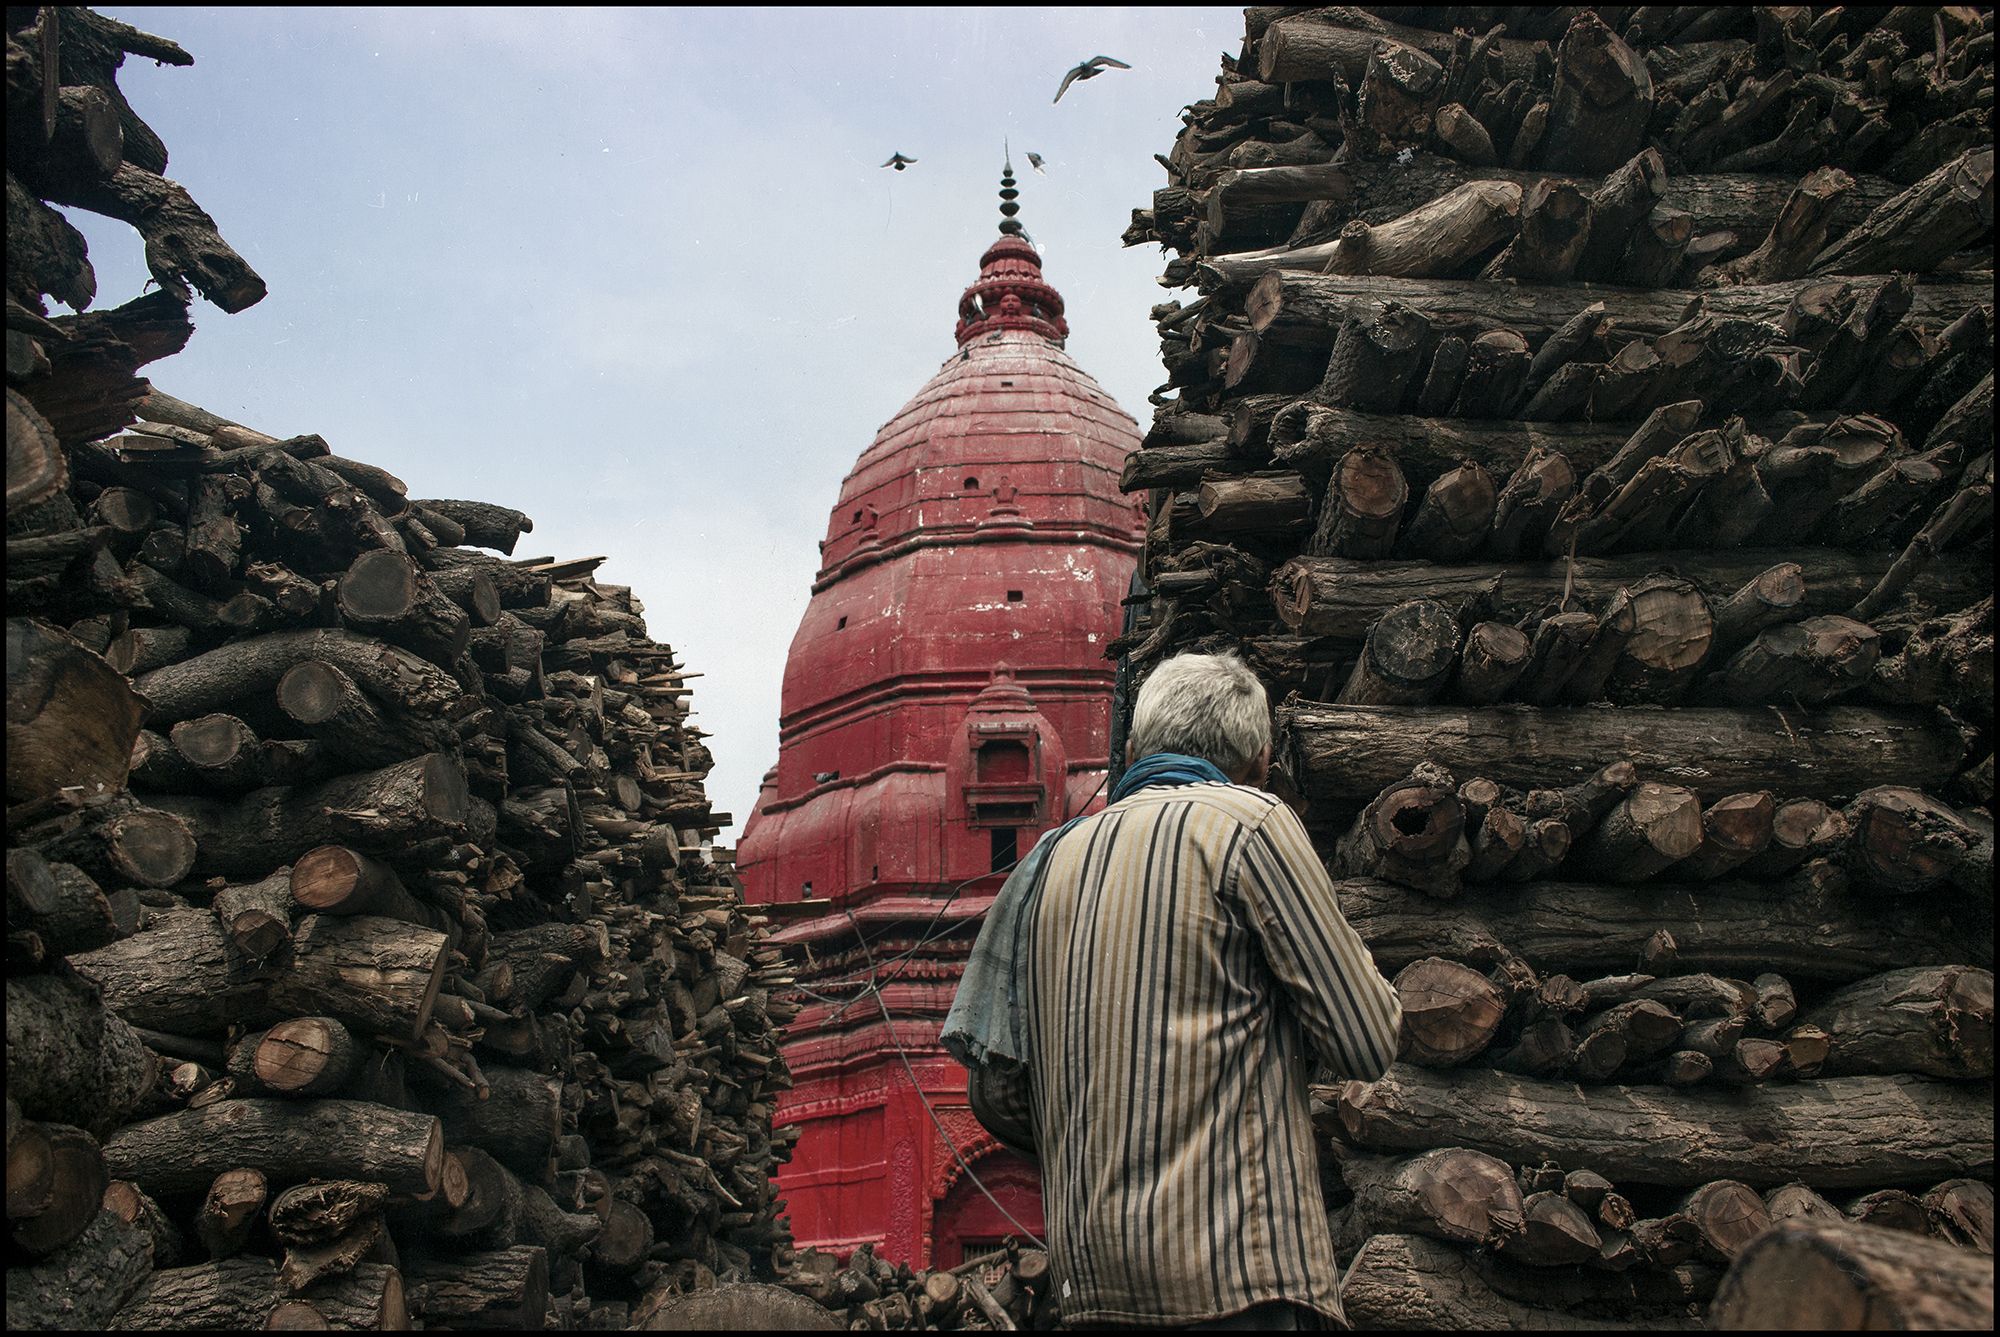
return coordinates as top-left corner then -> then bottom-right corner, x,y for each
776,1242 -> 1059,1331
1120,5 -> 1993,1329
7,7 -> 790,1330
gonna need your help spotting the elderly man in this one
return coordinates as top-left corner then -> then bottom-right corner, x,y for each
944,652 -> 1402,1330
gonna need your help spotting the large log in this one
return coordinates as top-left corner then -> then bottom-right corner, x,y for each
111,1256 -> 409,1330
1709,1220 -> 1993,1330
1279,703 -> 1964,805
1391,959 -> 1502,1065
1322,1066 -> 1993,1188
133,628 -> 461,725
1330,1146 -> 1525,1249
1332,875 -> 1990,984
1542,12 -> 1652,175
1802,966 -> 1994,1080
68,905 -> 262,1036
6,617 -> 143,804
101,1099 -> 443,1197
4,971 -> 155,1136
151,752 -> 470,876
1339,1232 -> 1704,1330
402,1246 -> 548,1329
1268,550 -> 1981,647
264,914 -> 451,1043
10,1124 -> 108,1259
1235,271 -> 1989,346
5,1208 -> 155,1331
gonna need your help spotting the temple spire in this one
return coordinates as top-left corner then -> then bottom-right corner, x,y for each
998,150 -> 1024,237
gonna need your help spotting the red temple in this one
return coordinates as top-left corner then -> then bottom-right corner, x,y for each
736,163 -> 1144,1266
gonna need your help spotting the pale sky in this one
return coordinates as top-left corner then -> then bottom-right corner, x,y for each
75,7 -> 1239,834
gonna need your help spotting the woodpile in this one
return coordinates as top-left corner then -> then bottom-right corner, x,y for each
775,1242 -> 1059,1331
1122,5 -> 1992,1328
7,8 -> 790,1330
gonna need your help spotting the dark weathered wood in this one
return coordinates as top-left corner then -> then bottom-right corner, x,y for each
1319,301 -> 1431,412
1339,1232 -> 1705,1330
134,628 -> 461,725
1813,148 -> 1995,277
4,971 -> 155,1137
194,1167 -> 268,1260
1397,462 -> 1494,560
9,1124 -> 108,1258
1542,12 -> 1652,175
6,617 -> 144,804
5,1208 -> 155,1331
229,1017 -> 364,1098
1324,1066 -> 1993,1188
275,660 -> 457,769
1677,792 -> 1775,881
1338,600 -> 1461,706
1709,1220 -> 1993,1331
1307,445 -> 1407,559
1330,1146 -> 1524,1249
1450,621 -> 1531,705
1392,959 -> 1503,1066
1268,549 -> 1980,648
1333,875 -> 1990,985
1923,1179 -> 1995,1252
1569,783 -> 1702,883
1803,966 -> 1993,1081
1842,786 -> 1979,894
403,1245 -> 547,1328
102,1099 -> 442,1198
1280,703 -> 1964,806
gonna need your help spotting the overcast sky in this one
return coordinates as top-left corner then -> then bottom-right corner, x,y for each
75,7 -> 1239,834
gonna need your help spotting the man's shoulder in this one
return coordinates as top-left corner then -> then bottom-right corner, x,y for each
1103,781 -> 1287,828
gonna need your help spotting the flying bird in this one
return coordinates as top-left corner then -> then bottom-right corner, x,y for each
1026,152 -> 1047,174
881,153 -> 917,171
1053,55 -> 1130,103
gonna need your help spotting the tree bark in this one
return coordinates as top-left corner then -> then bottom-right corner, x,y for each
1843,786 -> 1979,894
1337,600 -> 1461,705
1392,959 -> 1504,1066
1396,462 -> 1494,560
1279,702 -> 1964,807
1709,1220 -> 1993,1330
1450,621 -> 1531,704
1324,1066 -> 1993,1188
5,1208 -> 154,1330
194,1167 -> 268,1259
1332,874 -> 1989,985
17,791 -> 196,890
134,628 -> 461,725
101,1099 -> 443,1198
1317,302 -> 1431,412
1803,966 -> 1993,1080
5,971 -> 156,1136
1307,445 -> 1407,558
1268,548 -> 1979,648
402,1246 -> 548,1328
274,660 -> 458,769
1676,793 -> 1775,881
1330,1146 -> 1525,1249
6,617 -> 143,805
1813,148 -> 1995,277
1339,1233 -> 1703,1330
9,1124 -> 108,1258
228,1017 -> 364,1097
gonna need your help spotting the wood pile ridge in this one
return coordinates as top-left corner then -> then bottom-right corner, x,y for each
773,1241 -> 1059,1331
1121,5 -> 1993,1331
7,8 -> 793,1330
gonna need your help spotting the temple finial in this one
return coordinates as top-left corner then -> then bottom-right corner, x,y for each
998,154 -> 1023,237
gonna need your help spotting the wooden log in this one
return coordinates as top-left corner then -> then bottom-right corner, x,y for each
5,971 -> 155,1137
1414,334 -> 1471,415
1567,782 -> 1702,884
1709,563 -> 1808,653
228,1017 -> 364,1097
1333,874 -> 1989,984
194,1167 -> 268,1260
1844,1188 -> 1932,1237
422,1067 -> 560,1176
1602,576 -> 1712,704
403,1246 -> 547,1328
111,1255 -> 408,1330
1324,1066 -> 1992,1188
1450,621 -> 1531,704
290,846 -> 451,933
9,1124 -> 108,1258
1486,446 -> 1575,560
101,1100 -> 442,1198
5,1207 -> 156,1331
1740,799 -> 1847,877
1706,167 -> 1856,285
1450,330 -> 1531,418
1235,271 -> 1989,346
1397,462 -> 1495,560
1496,816 -> 1573,885
1542,12 -> 1653,174
1765,1182 -> 1843,1226
68,905 -> 258,1037
1339,1232 -> 1705,1330
151,753 -> 469,876
1814,148 -> 1995,277
1486,180 -> 1591,282
1675,793 -> 1775,881
17,791 -> 197,891
135,628 -> 462,725
335,549 -> 469,665
1193,472 -> 1311,536
1703,615 -> 1882,706
266,914 -> 449,1043
1337,600 -> 1461,706
1318,301 -> 1431,412
1257,13 -> 1543,88
1464,802 -> 1528,881
1802,966 -> 1993,1080
6,617 -> 144,805
275,661 -> 457,769
1393,959 -> 1504,1065
1331,1146 -> 1525,1248
1709,1220 -> 1993,1330
1268,549 -> 1979,649
1678,1180 -> 1770,1263
211,870 -> 295,965
1843,786 -> 1978,894
1502,1190 -> 1602,1266
1307,445 -> 1407,558
8,850 -> 136,956
1923,1180 -> 1995,1252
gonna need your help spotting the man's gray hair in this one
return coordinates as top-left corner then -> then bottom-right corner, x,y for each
1129,652 -> 1271,773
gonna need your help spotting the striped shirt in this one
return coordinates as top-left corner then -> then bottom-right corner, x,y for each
1002,781 -> 1400,1327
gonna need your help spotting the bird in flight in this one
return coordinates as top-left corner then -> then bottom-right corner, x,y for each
1026,152 -> 1047,174
881,153 -> 917,171
1054,55 -> 1130,103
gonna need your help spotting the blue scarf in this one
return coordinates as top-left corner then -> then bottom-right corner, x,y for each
942,753 -> 1232,1068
